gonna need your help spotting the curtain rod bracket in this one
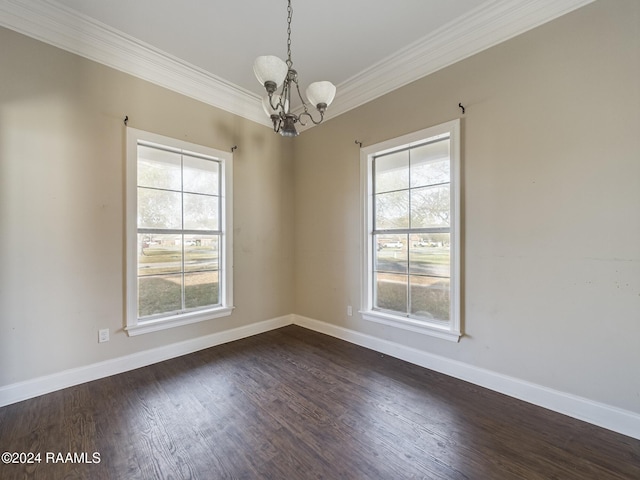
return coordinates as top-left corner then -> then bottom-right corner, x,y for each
124,115 -> 129,126
355,140 -> 363,147
231,145 -> 237,152
458,103 -> 465,114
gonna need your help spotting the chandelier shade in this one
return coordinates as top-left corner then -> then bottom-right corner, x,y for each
254,0 -> 335,136
253,56 -> 288,90
306,81 -> 336,110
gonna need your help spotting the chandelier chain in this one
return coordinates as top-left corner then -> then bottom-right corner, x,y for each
286,0 -> 293,68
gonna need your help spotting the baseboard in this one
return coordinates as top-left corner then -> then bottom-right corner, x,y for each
3,313 -> 638,440
0,314 -> 294,408
292,314 -> 640,440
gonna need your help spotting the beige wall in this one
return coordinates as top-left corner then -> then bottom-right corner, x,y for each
293,0 -> 640,413
1,1 -> 638,417
0,27 -> 294,386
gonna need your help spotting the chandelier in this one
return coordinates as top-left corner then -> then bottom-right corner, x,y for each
253,0 -> 336,137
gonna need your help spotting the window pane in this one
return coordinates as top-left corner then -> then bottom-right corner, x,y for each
138,234 -> 182,276
410,140 -> 450,188
129,130 -> 233,331
410,185 -> 450,228
184,235 -> 219,273
375,273 -> 407,313
137,145 -> 181,190
185,271 -> 219,309
410,276 -> 450,321
375,234 -> 408,274
409,236 -> 450,277
375,190 -> 409,229
183,156 -> 219,195
183,193 -> 219,230
138,274 -> 182,318
364,121 -> 458,334
138,187 -> 182,229
374,150 -> 409,193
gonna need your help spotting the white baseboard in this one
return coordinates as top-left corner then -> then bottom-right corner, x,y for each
2,313 -> 638,440
292,314 -> 640,440
0,314 -> 293,408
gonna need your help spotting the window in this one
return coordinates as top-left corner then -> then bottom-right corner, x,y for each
125,128 -> 233,335
360,120 -> 461,341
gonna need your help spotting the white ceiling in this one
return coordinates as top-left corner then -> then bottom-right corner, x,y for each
54,0 -> 487,96
0,0 -> 594,129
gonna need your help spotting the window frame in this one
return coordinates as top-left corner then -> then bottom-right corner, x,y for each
125,128 -> 233,336
360,120 -> 461,342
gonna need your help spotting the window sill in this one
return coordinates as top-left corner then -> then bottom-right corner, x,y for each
361,310 -> 461,343
125,306 -> 234,336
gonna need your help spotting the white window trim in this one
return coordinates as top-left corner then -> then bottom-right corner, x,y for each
125,128 -> 233,336
360,120 -> 461,342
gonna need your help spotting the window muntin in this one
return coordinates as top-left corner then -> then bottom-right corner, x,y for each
126,129 -> 233,335
361,120 -> 460,341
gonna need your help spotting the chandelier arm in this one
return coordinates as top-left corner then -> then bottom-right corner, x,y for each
272,116 -> 282,134
294,80 -> 310,114
267,78 -> 289,113
310,111 -> 325,125
298,109 -> 324,126
280,74 -> 291,117
267,92 -> 280,113
308,110 -> 325,125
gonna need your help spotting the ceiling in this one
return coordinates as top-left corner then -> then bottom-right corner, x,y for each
0,0 -> 594,130
54,0 -> 487,97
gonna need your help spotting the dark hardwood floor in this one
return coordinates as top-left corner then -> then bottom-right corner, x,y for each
0,325 -> 638,479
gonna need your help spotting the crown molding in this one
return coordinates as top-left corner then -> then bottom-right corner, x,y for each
299,0 -> 596,131
0,0 -> 595,132
0,0 -> 270,127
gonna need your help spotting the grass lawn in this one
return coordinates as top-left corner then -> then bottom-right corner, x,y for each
375,246 -> 450,320
137,246 -> 220,317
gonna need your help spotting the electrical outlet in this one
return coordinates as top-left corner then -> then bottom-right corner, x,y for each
347,305 -> 353,316
98,328 -> 110,343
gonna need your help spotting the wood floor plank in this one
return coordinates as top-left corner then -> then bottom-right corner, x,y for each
0,325 -> 638,479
